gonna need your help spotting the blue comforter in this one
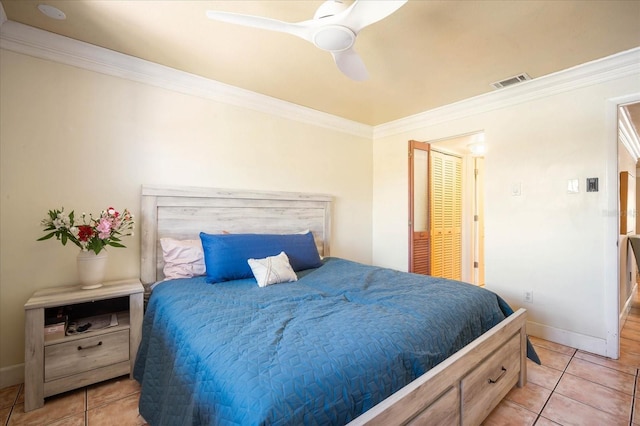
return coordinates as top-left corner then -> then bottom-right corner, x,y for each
134,258 -> 530,425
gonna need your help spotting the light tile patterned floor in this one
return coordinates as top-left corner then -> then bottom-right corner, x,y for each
1,292 -> 638,425
0,376 -> 146,426
485,291 -> 640,426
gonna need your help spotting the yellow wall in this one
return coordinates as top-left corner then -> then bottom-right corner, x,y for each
0,49 -> 373,374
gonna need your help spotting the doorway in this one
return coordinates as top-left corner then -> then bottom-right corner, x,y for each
408,132 -> 485,284
618,101 -> 640,330
606,94 -> 640,359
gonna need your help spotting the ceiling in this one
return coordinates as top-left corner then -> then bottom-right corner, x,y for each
1,0 -> 640,126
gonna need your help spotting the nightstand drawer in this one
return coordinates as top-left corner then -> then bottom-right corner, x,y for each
44,329 -> 129,381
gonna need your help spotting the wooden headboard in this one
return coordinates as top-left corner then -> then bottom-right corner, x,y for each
140,185 -> 333,290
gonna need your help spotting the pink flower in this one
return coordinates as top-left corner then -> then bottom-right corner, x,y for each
96,218 -> 112,239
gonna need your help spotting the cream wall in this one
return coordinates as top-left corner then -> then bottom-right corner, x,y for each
1,18 -> 637,387
0,49 -> 373,377
372,74 -> 640,356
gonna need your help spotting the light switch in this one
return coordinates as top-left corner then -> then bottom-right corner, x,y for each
511,182 -> 522,196
567,179 -> 579,194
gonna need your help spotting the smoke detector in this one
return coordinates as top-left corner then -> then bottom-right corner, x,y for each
490,73 -> 531,89
38,4 -> 66,20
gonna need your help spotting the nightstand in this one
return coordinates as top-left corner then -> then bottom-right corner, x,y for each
23,278 -> 144,412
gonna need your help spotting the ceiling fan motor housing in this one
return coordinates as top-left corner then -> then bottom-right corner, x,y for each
313,26 -> 356,52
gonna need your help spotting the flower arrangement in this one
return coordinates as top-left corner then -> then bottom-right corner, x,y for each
38,207 -> 134,255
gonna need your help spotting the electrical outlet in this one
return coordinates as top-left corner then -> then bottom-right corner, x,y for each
524,290 -> 533,303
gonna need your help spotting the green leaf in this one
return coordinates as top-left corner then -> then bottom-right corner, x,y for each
37,232 -> 56,241
108,242 -> 126,248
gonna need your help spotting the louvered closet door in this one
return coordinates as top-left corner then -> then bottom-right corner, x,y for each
430,151 -> 462,280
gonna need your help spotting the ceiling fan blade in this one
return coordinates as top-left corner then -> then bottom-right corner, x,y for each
205,11 -> 313,42
332,48 -> 369,81
340,0 -> 408,33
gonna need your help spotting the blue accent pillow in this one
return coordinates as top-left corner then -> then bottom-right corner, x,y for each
199,231 -> 323,283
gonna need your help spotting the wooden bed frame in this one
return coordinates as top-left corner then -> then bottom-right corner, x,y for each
139,184 -> 527,426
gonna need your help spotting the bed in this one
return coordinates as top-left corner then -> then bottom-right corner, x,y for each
134,185 -> 536,426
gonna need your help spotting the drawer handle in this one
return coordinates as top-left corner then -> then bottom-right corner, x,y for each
77,341 -> 103,351
488,366 -> 507,384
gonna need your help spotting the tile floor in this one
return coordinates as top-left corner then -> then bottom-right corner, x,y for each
1,292 -> 638,425
485,290 -> 640,425
0,375 -> 145,426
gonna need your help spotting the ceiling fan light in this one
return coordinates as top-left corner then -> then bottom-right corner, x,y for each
313,26 -> 355,52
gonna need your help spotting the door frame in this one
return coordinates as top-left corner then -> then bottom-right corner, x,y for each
408,140 -> 431,273
473,156 -> 485,286
607,92 -> 640,359
408,135 -> 485,281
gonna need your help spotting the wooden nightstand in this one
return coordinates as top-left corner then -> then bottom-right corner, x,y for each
24,278 -> 144,412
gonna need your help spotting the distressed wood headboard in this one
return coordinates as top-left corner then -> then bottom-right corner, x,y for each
140,185 -> 333,290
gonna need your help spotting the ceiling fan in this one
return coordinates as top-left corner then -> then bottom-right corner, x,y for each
205,0 -> 408,81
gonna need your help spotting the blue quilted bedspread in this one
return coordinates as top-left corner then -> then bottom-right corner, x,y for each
134,258 -> 529,425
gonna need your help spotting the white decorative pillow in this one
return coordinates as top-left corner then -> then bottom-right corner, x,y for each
247,251 -> 298,287
160,238 -> 206,280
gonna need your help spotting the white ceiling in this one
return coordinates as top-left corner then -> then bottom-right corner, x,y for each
1,0 -> 640,126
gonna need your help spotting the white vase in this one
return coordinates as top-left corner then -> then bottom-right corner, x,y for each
77,250 -> 108,290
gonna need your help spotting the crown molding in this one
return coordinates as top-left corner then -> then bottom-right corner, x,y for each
2,19 -> 638,142
374,47 -> 640,139
0,20 -> 372,139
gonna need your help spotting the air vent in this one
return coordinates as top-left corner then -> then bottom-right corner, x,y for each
490,73 -> 531,89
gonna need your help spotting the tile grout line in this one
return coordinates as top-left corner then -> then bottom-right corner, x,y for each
530,345 -> 577,425
85,387 -> 88,426
632,368 -> 639,426
516,342 -> 582,424
5,405 -> 12,426
5,384 -> 21,426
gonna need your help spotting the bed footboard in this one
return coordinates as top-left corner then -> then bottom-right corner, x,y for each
349,308 -> 527,426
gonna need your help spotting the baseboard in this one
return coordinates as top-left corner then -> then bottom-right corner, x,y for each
526,321 -> 608,357
620,283 -> 639,331
0,363 -> 24,389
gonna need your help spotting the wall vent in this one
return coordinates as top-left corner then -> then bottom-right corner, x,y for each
490,73 -> 531,89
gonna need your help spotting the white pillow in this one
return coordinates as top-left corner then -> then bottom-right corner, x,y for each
247,251 -> 298,287
160,238 -> 206,280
